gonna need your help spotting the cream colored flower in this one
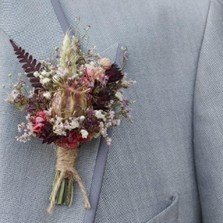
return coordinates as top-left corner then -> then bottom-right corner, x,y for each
115,91 -> 123,101
43,92 -> 51,99
99,58 -> 112,70
86,65 -> 105,81
79,116 -> 85,121
33,71 -> 40,77
70,119 -> 80,129
93,67 -> 105,80
41,70 -> 50,77
121,79 -> 136,88
40,78 -> 51,85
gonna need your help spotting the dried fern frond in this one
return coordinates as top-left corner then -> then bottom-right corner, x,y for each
10,39 -> 43,93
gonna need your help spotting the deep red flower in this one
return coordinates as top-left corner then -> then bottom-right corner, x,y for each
56,131 -> 92,149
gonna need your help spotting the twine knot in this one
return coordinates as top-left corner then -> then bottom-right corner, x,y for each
47,146 -> 91,214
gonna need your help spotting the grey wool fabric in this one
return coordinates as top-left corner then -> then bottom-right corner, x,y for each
0,0 -> 223,222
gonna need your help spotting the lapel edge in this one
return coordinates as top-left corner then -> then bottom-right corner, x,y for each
192,0 -> 212,221
84,43 -> 126,223
51,0 -> 71,33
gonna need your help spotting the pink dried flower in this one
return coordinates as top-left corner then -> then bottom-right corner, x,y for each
32,111 -> 48,134
33,123 -> 45,133
86,65 -> 105,81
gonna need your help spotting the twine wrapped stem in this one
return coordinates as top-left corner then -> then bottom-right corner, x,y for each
47,146 -> 91,214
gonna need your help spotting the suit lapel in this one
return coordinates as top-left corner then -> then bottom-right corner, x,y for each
51,0 -> 71,33
84,43 -> 126,223
193,0 -> 223,221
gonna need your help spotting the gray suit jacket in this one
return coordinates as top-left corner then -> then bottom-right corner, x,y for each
0,0 -> 222,222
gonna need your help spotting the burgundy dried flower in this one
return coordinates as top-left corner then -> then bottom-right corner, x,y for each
26,93 -> 49,114
40,122 -> 59,144
105,64 -> 123,82
91,81 -> 111,110
83,109 -> 100,133
92,89 -> 111,110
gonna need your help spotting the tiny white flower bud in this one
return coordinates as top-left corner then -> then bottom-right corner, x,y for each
33,71 -> 39,77
79,116 -> 85,121
80,129 -> 89,138
41,78 -> 51,85
43,92 -> 51,99
95,110 -> 106,121
115,92 -> 123,101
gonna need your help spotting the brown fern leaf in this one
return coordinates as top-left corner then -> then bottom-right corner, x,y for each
10,39 -> 43,93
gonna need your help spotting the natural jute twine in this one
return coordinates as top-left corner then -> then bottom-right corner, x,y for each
47,146 -> 91,214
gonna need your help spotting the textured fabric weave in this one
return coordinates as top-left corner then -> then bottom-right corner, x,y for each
2,0 -> 223,222
59,0 -> 210,222
0,1 -> 99,222
194,1 -> 223,222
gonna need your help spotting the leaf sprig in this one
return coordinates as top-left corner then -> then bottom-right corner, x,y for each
10,39 -> 43,93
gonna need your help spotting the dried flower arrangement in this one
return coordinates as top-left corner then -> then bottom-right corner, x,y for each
6,29 -> 134,214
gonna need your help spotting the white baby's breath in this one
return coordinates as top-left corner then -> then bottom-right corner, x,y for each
40,77 -> 51,85
43,92 -> 51,99
80,129 -> 88,138
115,91 -> 123,101
53,116 -> 66,136
64,118 -> 80,131
121,79 -> 136,88
33,71 -> 40,77
95,110 -> 106,121
41,70 -> 50,77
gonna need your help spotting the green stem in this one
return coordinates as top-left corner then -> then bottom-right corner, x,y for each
63,178 -> 68,204
49,171 -> 74,207
57,179 -> 65,205
68,179 -> 74,207
49,171 -> 59,200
